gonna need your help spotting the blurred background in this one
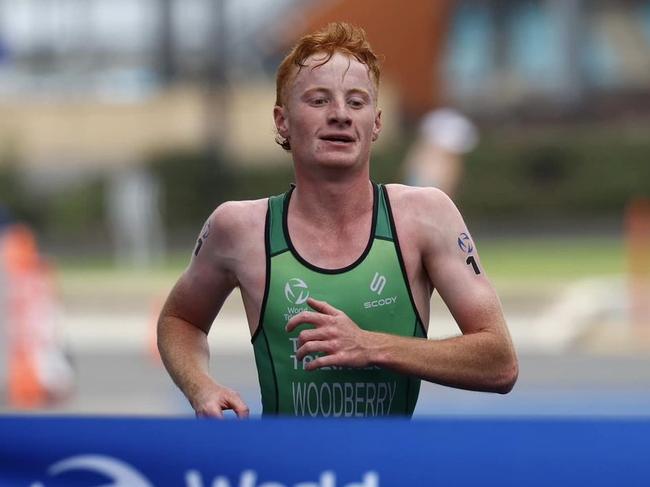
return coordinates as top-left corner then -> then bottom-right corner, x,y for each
1,0 -> 649,417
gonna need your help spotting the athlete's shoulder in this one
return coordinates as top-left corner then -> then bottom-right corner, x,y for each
383,183 -> 459,221
209,198 -> 267,230
199,198 -> 268,255
383,184 -> 467,256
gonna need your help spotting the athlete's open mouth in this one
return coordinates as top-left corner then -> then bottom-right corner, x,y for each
319,134 -> 355,143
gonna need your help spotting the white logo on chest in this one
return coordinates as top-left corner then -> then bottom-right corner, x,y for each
284,277 -> 310,305
365,272 -> 397,309
369,272 -> 386,294
364,296 -> 398,309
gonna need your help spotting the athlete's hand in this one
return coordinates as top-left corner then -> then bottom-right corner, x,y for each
285,297 -> 374,370
190,379 -> 250,419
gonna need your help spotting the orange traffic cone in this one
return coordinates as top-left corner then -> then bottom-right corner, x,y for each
8,346 -> 47,408
1,225 -> 73,409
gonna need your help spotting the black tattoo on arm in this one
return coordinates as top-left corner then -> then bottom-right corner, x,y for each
466,255 -> 481,275
194,220 -> 211,256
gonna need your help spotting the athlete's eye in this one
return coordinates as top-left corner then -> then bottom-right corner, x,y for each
348,98 -> 365,109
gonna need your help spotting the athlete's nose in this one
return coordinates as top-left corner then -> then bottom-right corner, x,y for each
327,100 -> 352,126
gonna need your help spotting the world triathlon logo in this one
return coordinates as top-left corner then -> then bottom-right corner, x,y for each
457,232 -> 474,253
284,278 -> 310,305
29,454 -> 380,487
31,454 -> 153,487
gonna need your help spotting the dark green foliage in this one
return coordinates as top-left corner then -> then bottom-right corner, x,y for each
145,126 -> 650,235
0,162 -> 40,226
146,149 -> 232,232
8,123 -> 649,249
232,161 -> 295,201
43,178 -> 107,242
457,127 -> 650,220
145,149 -> 295,235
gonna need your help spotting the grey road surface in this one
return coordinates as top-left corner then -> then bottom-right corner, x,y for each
4,350 -> 650,418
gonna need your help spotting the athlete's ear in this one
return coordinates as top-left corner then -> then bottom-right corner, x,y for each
274,105 -> 290,139
372,109 -> 382,142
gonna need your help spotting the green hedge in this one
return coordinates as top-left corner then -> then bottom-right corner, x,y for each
145,126 -> 650,234
145,149 -> 296,233
456,128 -> 650,219
0,162 -> 40,226
6,124 -> 648,246
42,178 -> 107,241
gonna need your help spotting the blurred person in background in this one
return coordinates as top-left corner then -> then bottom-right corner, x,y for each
157,22 -> 517,418
403,108 -> 479,198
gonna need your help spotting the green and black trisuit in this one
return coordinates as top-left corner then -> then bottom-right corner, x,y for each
252,183 -> 427,417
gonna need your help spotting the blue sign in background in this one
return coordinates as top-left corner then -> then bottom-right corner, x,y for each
1,417 -> 649,486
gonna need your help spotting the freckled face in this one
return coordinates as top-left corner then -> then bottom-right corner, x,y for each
274,52 -> 382,171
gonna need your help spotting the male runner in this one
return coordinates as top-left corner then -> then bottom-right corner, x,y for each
157,22 -> 518,418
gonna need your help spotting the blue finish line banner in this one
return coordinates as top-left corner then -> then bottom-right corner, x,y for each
1,417 -> 650,487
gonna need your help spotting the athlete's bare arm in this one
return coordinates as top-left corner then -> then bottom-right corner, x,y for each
376,185 -> 518,392
157,201 -> 263,418
287,185 -> 518,393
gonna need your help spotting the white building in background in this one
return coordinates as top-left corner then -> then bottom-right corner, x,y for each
0,0 -> 312,175
0,0 -> 301,98
0,0 -> 648,171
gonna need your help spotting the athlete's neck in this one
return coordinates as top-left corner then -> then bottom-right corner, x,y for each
290,175 -> 373,228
